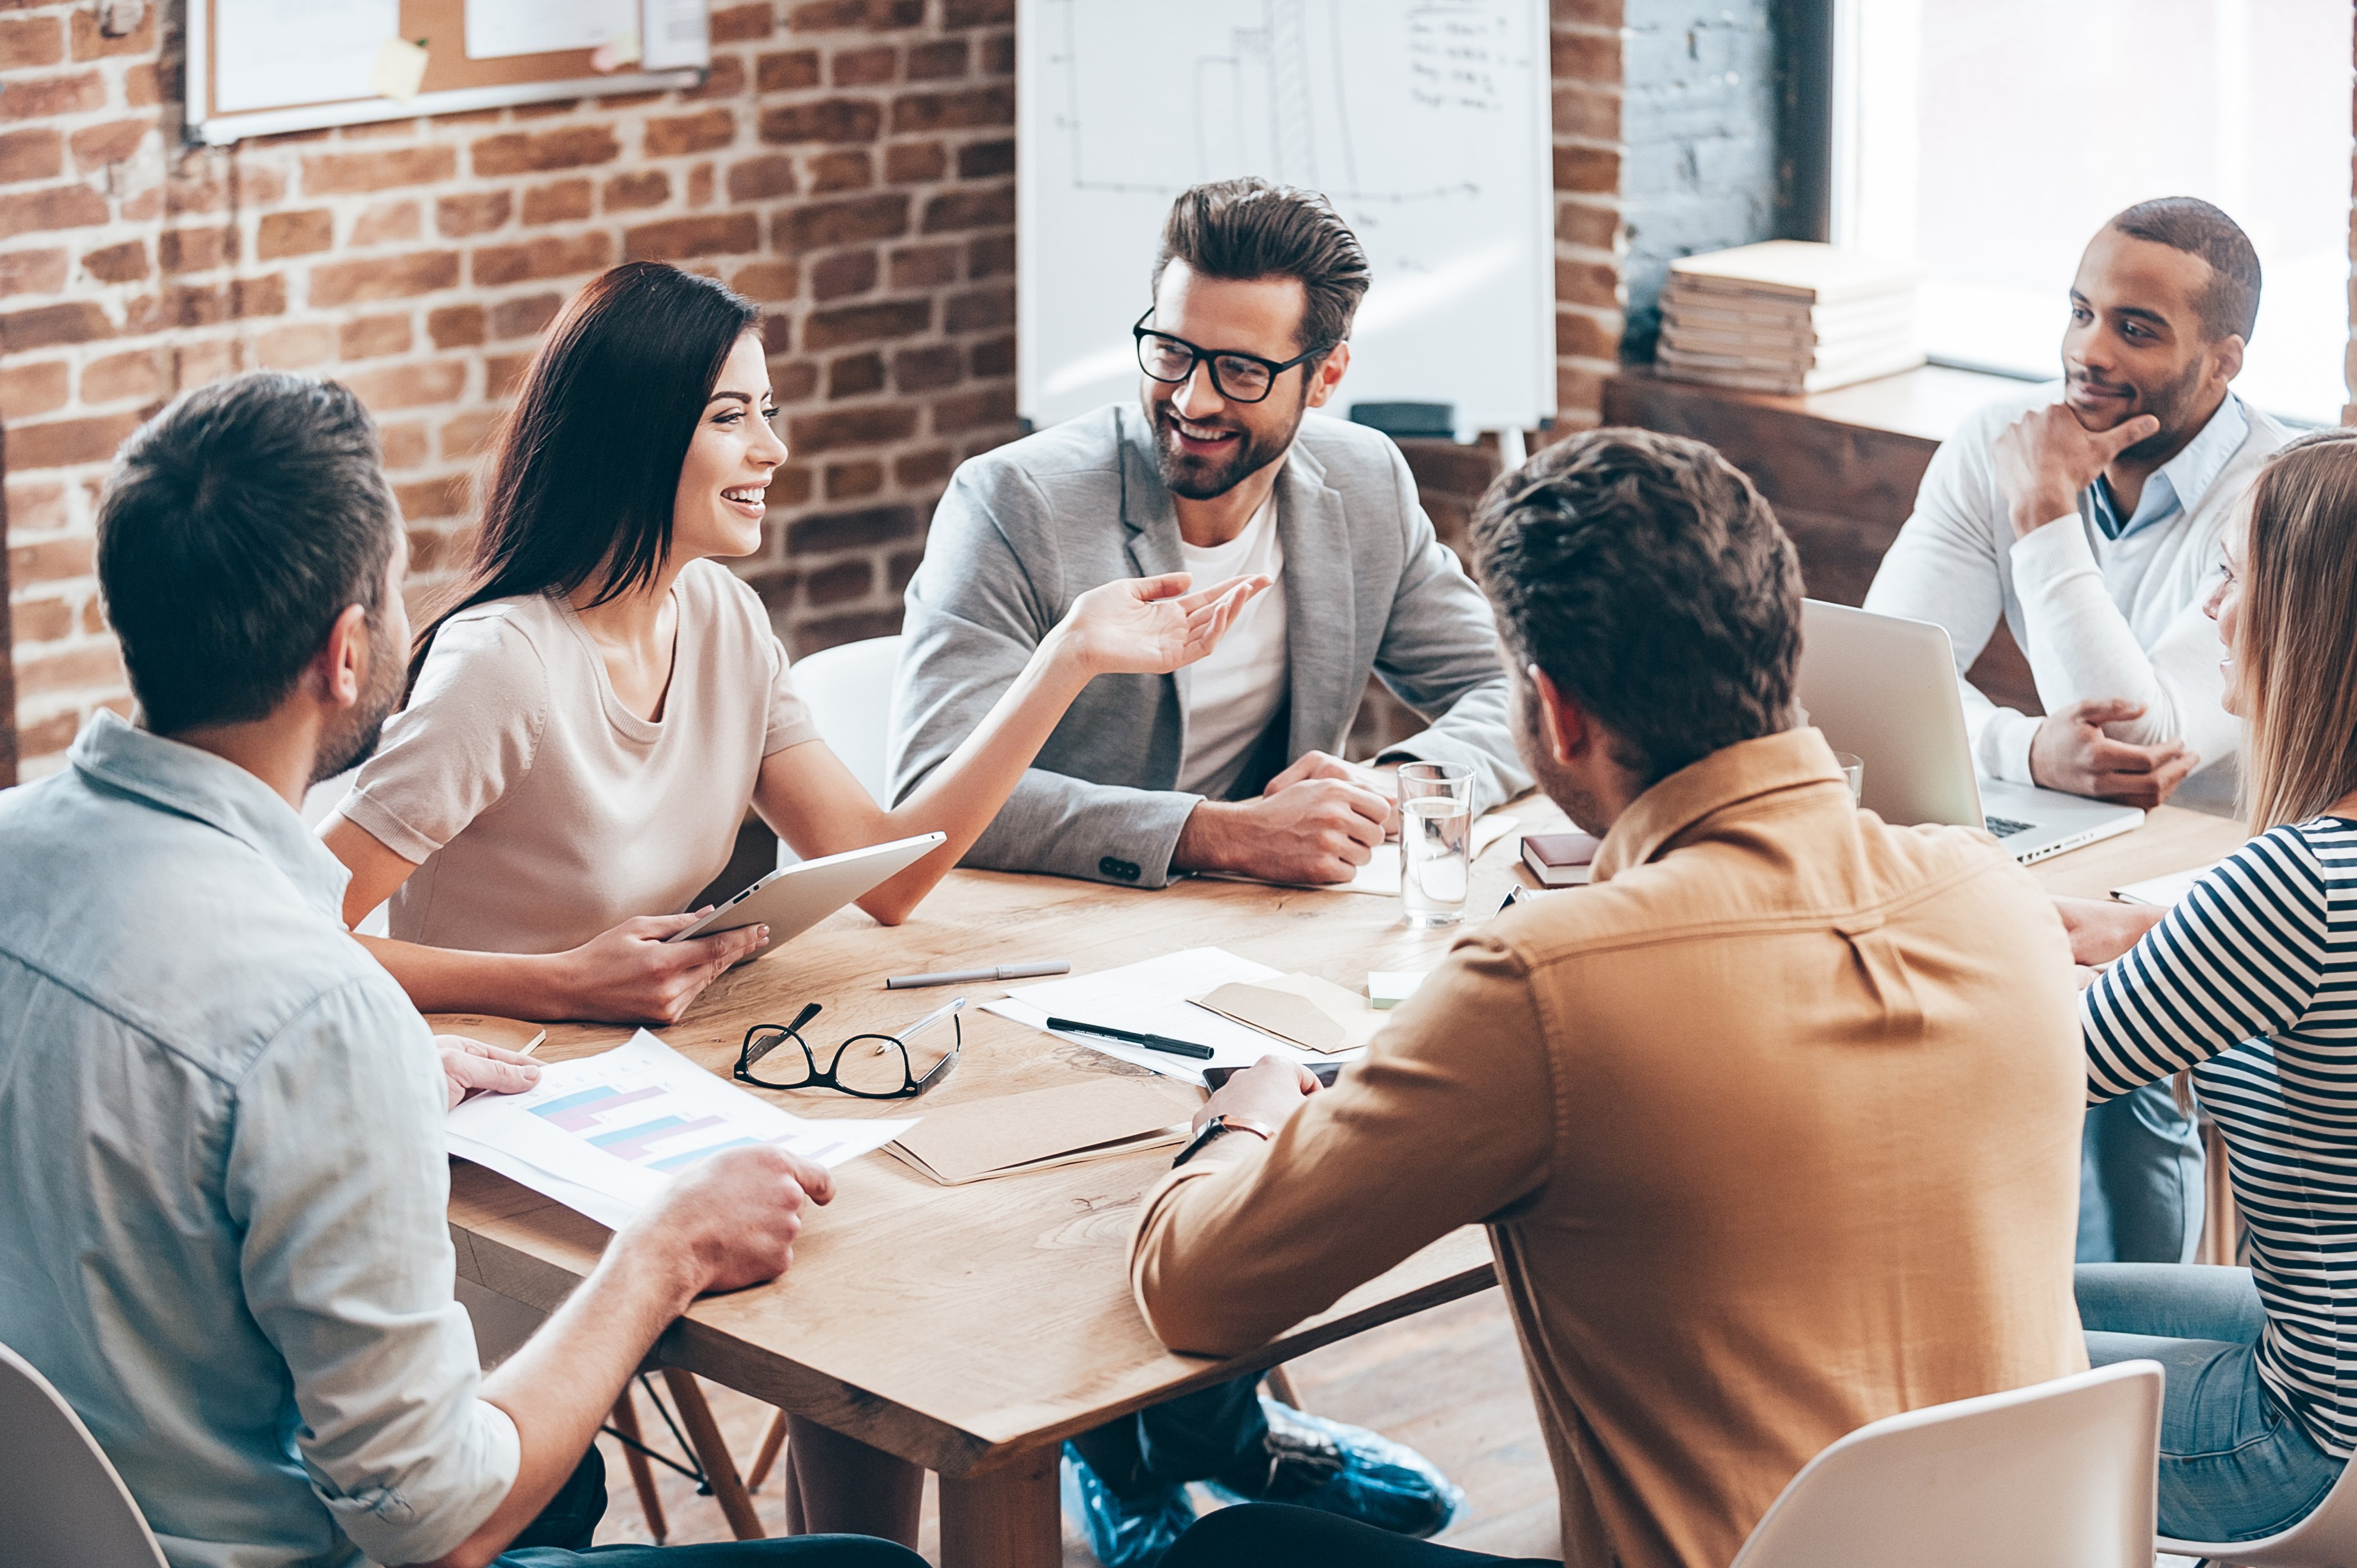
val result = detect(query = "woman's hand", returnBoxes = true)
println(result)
[2053,895,2166,968]
[1052,572,1270,678]
[547,911,771,1024]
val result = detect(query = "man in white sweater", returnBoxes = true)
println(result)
[1866,197,2288,1268]
[1866,197,2286,818]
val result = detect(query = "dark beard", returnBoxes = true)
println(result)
[311,613,405,784]
[1146,394,1303,501]
[2119,353,2211,464]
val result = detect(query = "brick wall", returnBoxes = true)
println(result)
[4,0,1625,781]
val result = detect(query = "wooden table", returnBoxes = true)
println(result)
[447,796,2251,1566]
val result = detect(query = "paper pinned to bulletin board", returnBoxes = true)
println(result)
[188,0,711,147]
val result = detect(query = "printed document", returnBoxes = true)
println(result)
[447,1029,910,1227]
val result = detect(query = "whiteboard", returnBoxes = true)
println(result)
[1017,0,1556,435]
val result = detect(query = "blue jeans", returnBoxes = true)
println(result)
[2078,1263,2344,1541]
[2077,1083,2204,1263]
[494,1446,925,1567]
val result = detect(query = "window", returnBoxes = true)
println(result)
[1832,0,2354,425]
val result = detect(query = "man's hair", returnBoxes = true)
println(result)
[2109,197,2262,343]
[1152,177,1371,356]
[1472,429,1802,787]
[96,372,399,735]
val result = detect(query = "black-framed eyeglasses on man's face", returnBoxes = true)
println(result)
[735,997,964,1099]
[1133,310,1329,405]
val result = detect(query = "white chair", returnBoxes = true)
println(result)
[300,768,388,936]
[777,636,903,870]
[1728,1360,2163,1568]
[0,1340,168,1567]
[2158,1444,2357,1566]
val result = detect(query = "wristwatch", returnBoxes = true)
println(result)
[1172,1112,1275,1168]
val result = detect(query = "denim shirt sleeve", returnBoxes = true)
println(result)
[223,976,521,1565]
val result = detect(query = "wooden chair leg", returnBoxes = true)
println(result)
[661,1369,766,1541]
[608,1385,667,1542]
[1264,1364,1304,1411]
[747,1408,790,1492]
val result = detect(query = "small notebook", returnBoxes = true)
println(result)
[882,1077,1194,1186]
[1191,974,1386,1055]
[425,1014,548,1055]
[1520,832,1602,888]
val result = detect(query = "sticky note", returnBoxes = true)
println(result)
[369,37,429,101]
[1368,971,1428,1010]
[590,29,642,72]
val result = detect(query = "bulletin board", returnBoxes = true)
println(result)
[186,0,711,147]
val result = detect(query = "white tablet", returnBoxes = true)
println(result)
[667,831,946,948]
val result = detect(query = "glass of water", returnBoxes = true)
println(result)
[1398,761,1474,928]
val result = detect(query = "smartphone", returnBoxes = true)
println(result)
[1202,1061,1343,1091]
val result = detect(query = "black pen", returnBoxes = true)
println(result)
[1046,1015,1216,1060]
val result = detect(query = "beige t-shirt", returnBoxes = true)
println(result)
[343,559,820,955]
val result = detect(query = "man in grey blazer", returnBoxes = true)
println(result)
[889,188,1529,894]
[890,179,1488,1564]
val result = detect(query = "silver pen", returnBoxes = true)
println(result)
[884,961,1071,989]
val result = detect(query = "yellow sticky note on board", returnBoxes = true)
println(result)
[370,37,429,101]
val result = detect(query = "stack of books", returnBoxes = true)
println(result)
[1655,241,1922,395]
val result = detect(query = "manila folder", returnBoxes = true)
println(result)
[884,1076,1195,1186]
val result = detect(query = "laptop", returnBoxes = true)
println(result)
[1797,600,2142,864]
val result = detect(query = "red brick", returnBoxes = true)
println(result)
[1551,29,1620,82]
[1556,364,1607,424]
[352,199,421,245]
[379,421,431,468]
[732,261,799,299]
[646,108,735,157]
[169,337,241,391]
[966,231,1013,278]
[5,479,69,533]
[828,352,885,398]
[606,169,672,209]
[1,301,111,352]
[621,213,758,262]
[0,358,66,419]
[0,69,100,121]
[920,185,1012,234]
[428,303,486,349]
[302,146,457,195]
[0,14,61,69]
[884,243,958,291]
[7,411,141,471]
[943,0,1013,23]
[956,138,1013,180]
[1,246,68,293]
[833,45,897,86]
[1553,82,1620,141]
[472,231,614,285]
[811,250,878,300]
[760,99,883,145]
[809,149,872,193]
[894,447,953,487]
[944,284,1012,333]
[1556,199,1618,250]
[308,250,461,306]
[788,0,924,28]
[0,182,109,231]
[907,39,969,80]
[890,84,1011,135]
[16,641,125,699]
[775,193,907,251]
[969,333,1014,377]
[722,155,792,203]
[1553,145,1619,194]
[803,298,929,348]
[892,343,960,391]
[756,49,820,91]
[392,473,471,520]
[771,359,819,403]
[122,61,162,107]
[435,190,512,238]
[805,557,873,598]
[438,407,503,458]
[471,126,621,176]
[158,226,234,274]
[683,54,748,100]
[254,322,336,368]
[790,404,921,453]
[67,117,151,172]
[686,162,716,207]
[338,313,413,359]
[931,385,1014,434]
[0,125,60,184]
[821,463,884,504]
[11,596,73,644]
[758,309,792,352]
[346,358,468,412]
[1555,308,1619,360]
[1555,256,1620,309]
[883,141,945,184]
[522,178,592,225]
[978,28,1013,75]
[69,4,156,59]
[712,3,775,42]
[80,347,161,405]
[258,208,333,257]
[14,711,81,761]
[490,292,563,338]
[8,526,90,585]
[783,502,919,554]
[76,239,144,283]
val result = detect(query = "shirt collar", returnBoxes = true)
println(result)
[1590,728,1851,882]
[68,710,353,921]
[2088,393,2247,541]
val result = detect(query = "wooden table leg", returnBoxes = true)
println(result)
[938,1446,1061,1568]
[660,1368,765,1541]
[608,1384,667,1541]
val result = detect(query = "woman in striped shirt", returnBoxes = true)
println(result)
[2056,427,2357,1542]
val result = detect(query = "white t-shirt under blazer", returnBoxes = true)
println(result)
[1174,492,1288,798]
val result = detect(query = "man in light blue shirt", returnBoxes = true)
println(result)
[0,373,919,1568]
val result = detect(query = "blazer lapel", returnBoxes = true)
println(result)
[1275,439,1357,758]
[1116,405,1193,757]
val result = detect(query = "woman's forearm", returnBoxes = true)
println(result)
[354,933,563,1018]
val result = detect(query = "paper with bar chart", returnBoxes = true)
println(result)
[446,1030,913,1227]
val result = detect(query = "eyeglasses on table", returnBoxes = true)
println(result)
[735,996,965,1099]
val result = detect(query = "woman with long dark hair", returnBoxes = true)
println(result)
[2056,429,2357,1543]
[322,262,1260,1025]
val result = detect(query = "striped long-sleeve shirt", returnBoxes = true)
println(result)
[2083,815,2357,1456]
